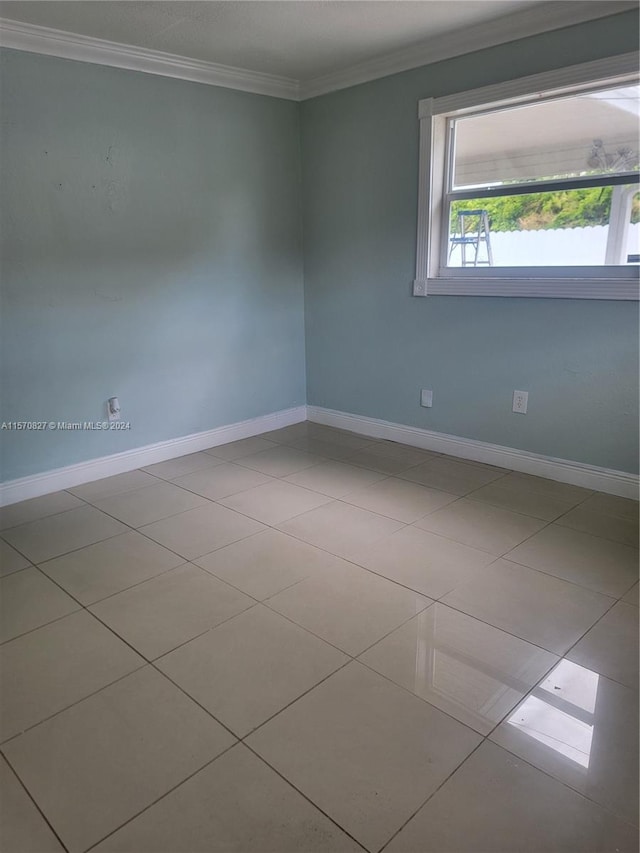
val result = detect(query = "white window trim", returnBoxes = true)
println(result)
[413,52,640,300]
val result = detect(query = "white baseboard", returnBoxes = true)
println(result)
[307,406,639,500]
[0,406,306,507]
[3,403,637,505]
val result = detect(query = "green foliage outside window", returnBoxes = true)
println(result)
[451,188,640,232]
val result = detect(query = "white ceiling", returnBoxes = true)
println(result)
[0,1,635,98]
[0,0,591,81]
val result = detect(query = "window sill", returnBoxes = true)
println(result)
[413,278,640,300]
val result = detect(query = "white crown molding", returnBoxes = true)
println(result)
[299,0,638,99]
[1,2,636,101]
[0,17,301,100]
[0,405,306,506]
[307,406,640,499]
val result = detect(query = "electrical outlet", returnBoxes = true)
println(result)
[107,397,121,422]
[512,390,528,414]
[420,389,433,408]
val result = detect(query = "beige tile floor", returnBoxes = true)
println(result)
[0,420,638,853]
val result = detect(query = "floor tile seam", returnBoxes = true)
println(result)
[231,453,333,477]
[140,460,224,481]
[200,439,280,459]
[13,524,194,611]
[251,513,484,606]
[81,493,272,563]
[267,509,413,554]
[354,450,513,476]
[133,518,261,563]
[559,594,639,687]
[278,436,380,455]
[555,488,639,520]
[5,625,241,806]
[405,511,554,558]
[351,651,521,739]
[352,602,563,720]
[480,733,640,830]
[0,600,84,647]
[0,660,149,749]
[1,749,71,853]
[553,516,640,548]
[0,563,32,579]
[81,740,240,853]
[88,590,263,665]
[5,462,630,626]
[9,502,171,564]
[2,523,133,567]
[0,494,92,537]
[430,596,593,659]
[257,596,368,658]
[338,454,437,477]
[214,487,338,522]
[208,485,411,528]
[463,477,592,508]
[14,561,166,655]
[345,445,446,463]
[394,468,510,496]
[3,560,260,681]
[277,473,395,501]
[377,735,638,853]
[47,504,618,675]
[72,468,183,505]
[198,563,328,609]
[337,487,463,524]
[494,632,640,724]
[0,536,37,567]
[82,489,217,530]
[164,470,283,501]
[339,548,503,602]
[233,657,355,742]
[0,454,613,562]
[498,551,636,600]
[376,737,489,853]
[0,453,583,540]
[463,491,574,522]
[97,554,260,618]
[238,740,371,853]
[452,492,572,524]
[547,514,640,548]
[262,580,435,661]
[134,653,380,849]
[146,657,244,742]
[419,460,514,482]
[41,557,192,609]
[3,577,254,749]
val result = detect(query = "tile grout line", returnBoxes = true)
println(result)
[2,454,634,658]
[2,436,635,659]
[2,427,638,849]
[238,740,371,853]
[377,736,489,853]
[1,750,71,853]
[80,740,240,853]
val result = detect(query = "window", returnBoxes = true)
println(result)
[414,53,640,299]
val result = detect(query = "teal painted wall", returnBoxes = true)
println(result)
[2,11,639,484]
[301,11,640,474]
[1,49,306,481]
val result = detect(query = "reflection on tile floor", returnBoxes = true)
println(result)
[0,422,638,852]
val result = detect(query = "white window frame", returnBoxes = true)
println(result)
[413,52,640,300]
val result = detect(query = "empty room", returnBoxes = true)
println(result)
[0,1,638,851]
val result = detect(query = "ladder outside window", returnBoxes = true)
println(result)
[448,209,494,267]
